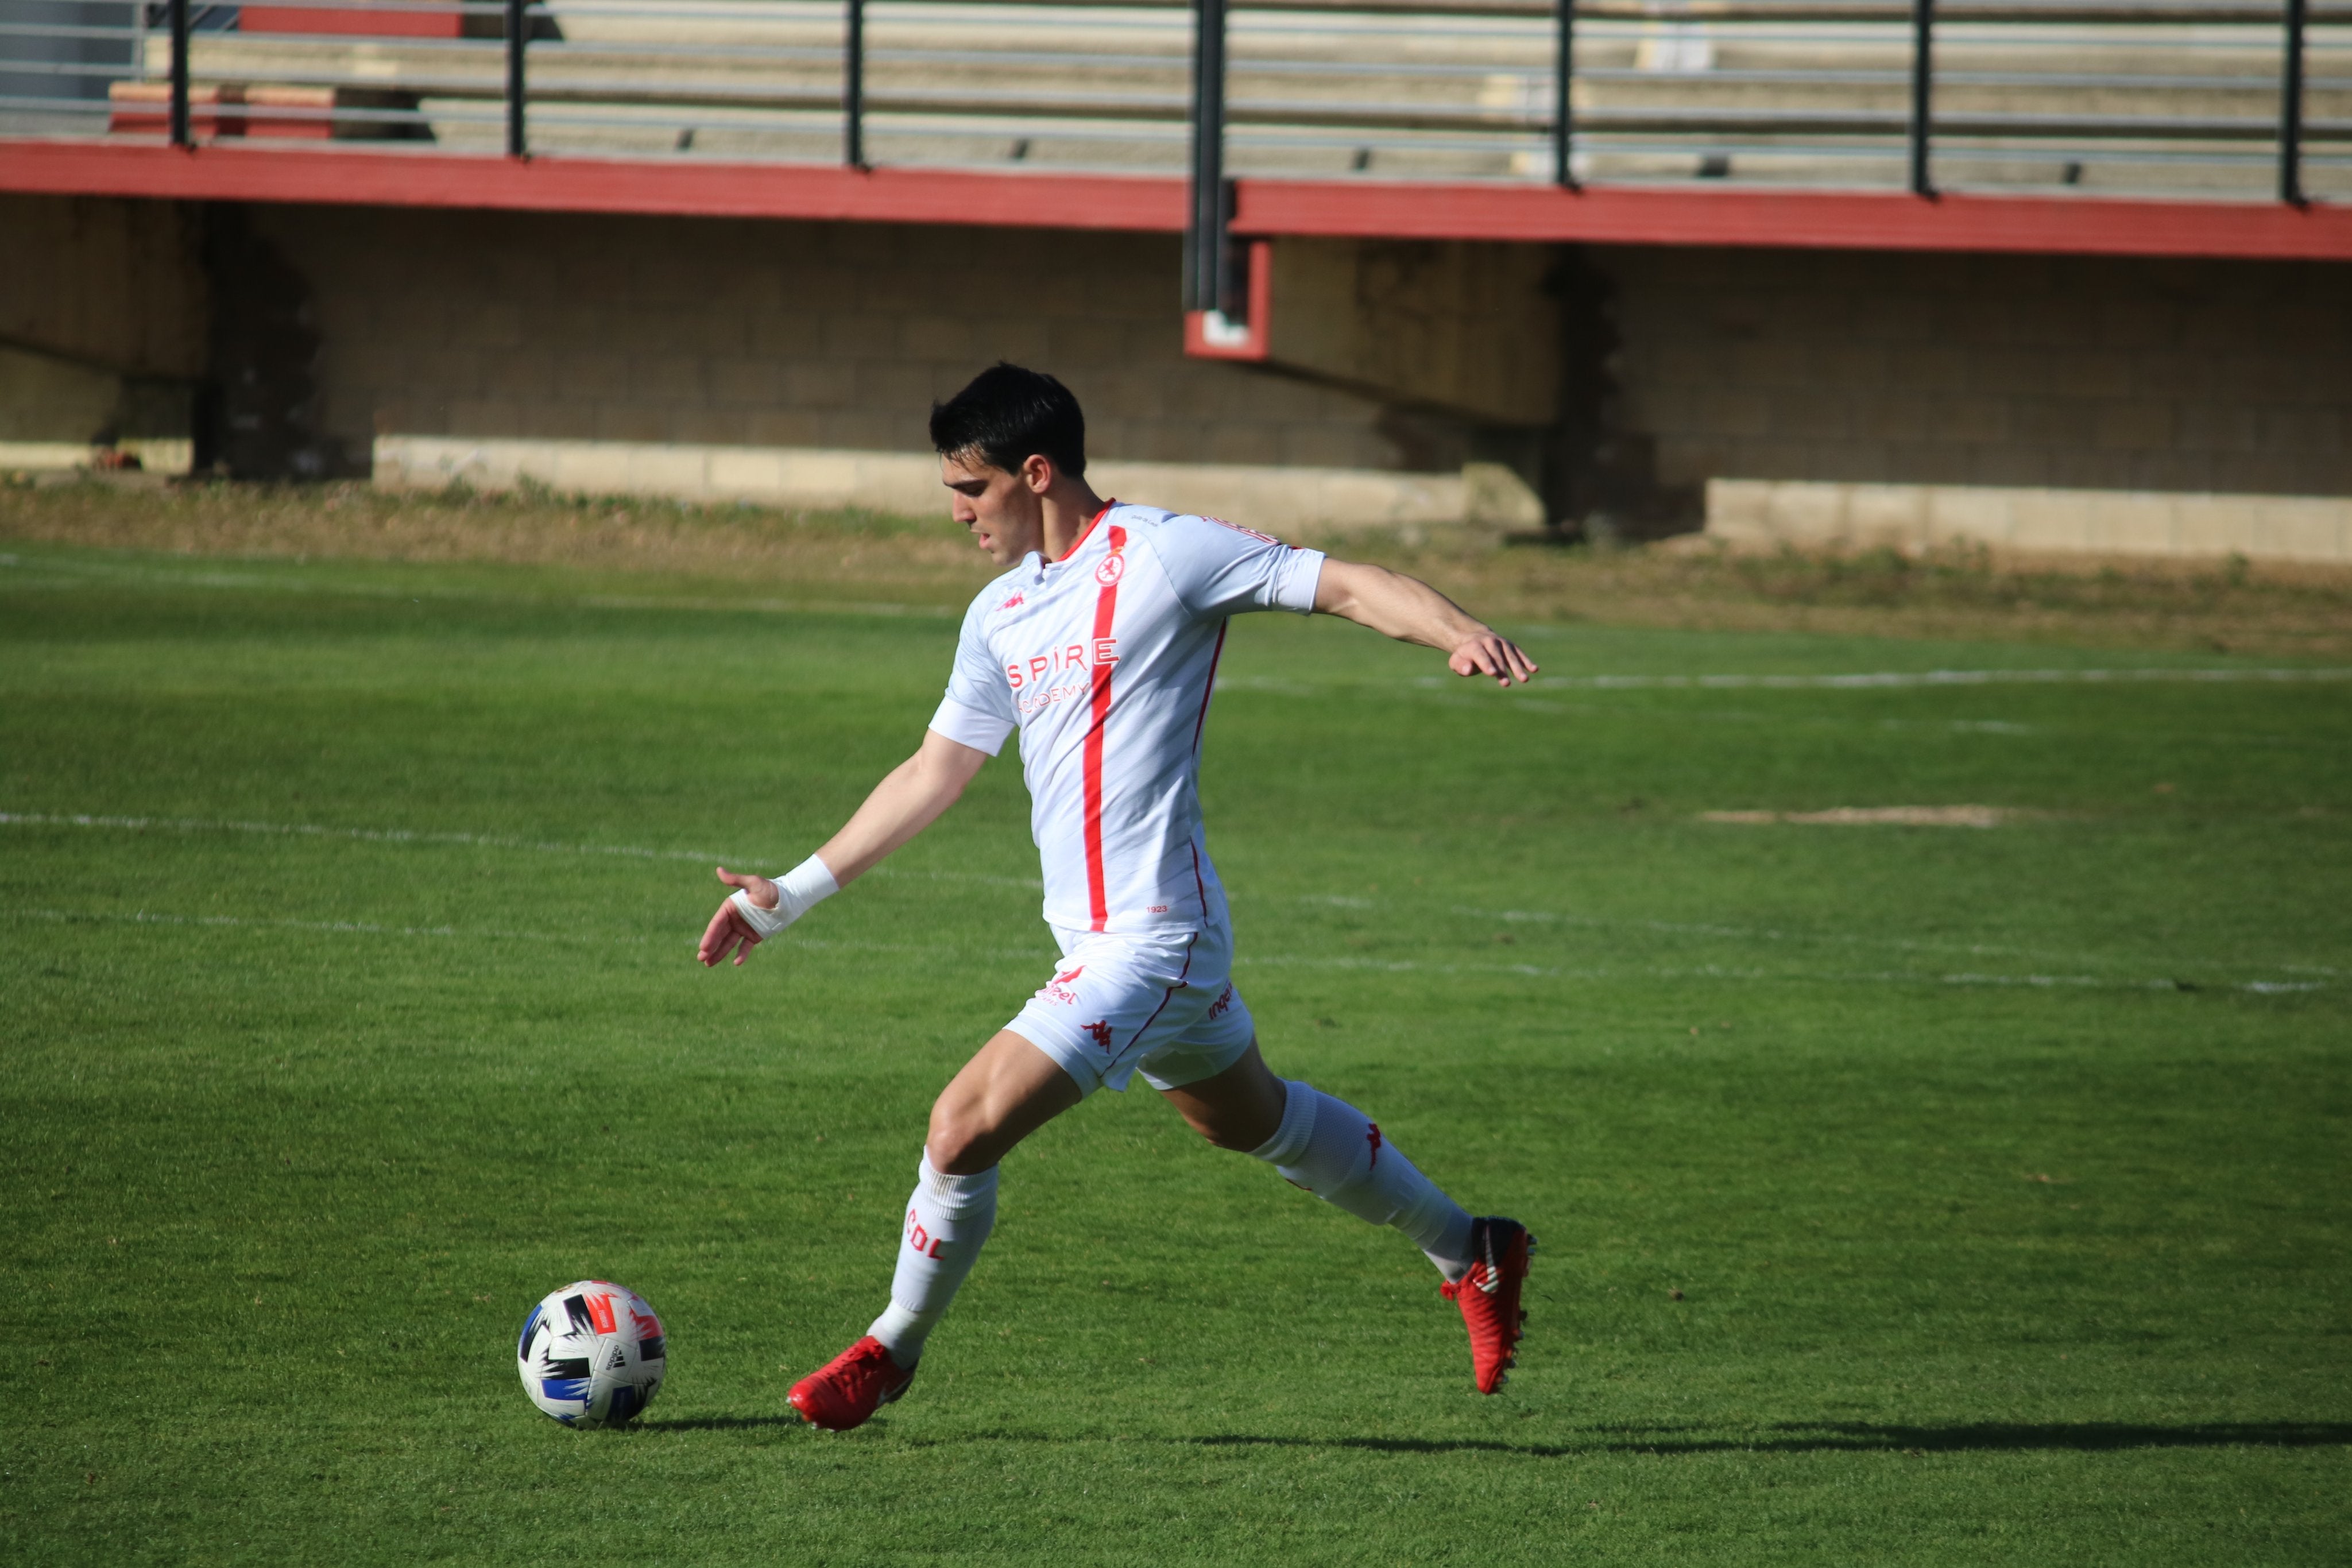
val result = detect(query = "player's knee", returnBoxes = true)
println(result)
[926,1097,990,1173]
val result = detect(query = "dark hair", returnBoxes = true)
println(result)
[929,363,1087,479]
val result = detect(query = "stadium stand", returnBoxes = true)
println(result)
[1,2,2347,557]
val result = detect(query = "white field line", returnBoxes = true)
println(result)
[10,809,2328,979]
[0,552,956,620]
[1233,951,2321,994]
[0,811,1041,891]
[0,906,1001,959]
[8,907,2320,995]
[1218,667,2352,698]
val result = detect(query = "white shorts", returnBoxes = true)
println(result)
[1006,921,1257,1098]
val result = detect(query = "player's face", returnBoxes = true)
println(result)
[942,452,1045,567]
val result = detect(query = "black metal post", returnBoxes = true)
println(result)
[1186,0,1230,314]
[1553,0,1575,188]
[505,0,527,157]
[845,0,865,168]
[2280,0,2307,204]
[1908,0,1934,196]
[167,0,191,147]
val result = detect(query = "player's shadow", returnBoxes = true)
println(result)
[1190,1420,2352,1458]
[645,1414,814,1432]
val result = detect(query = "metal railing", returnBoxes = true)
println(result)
[2,2,2345,246]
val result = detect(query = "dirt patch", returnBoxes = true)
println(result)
[1700,806,2022,828]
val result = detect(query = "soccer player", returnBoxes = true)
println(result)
[699,364,1539,1431]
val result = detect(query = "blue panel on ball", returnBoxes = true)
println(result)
[541,1377,594,1403]
[516,1302,544,1358]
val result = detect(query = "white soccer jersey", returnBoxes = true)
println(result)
[929,502,1325,936]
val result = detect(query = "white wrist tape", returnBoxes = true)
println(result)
[729,854,840,938]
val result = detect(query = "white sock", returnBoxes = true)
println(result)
[865,1154,998,1366]
[1250,1080,1477,1281]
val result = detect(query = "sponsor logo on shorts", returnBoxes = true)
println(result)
[1083,1020,1115,1051]
[1206,984,1235,1020]
[1365,1122,1383,1168]
[1039,965,1085,1006]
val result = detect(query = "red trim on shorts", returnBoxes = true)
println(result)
[1057,500,1117,563]
[1125,933,1198,1052]
[1081,522,1127,931]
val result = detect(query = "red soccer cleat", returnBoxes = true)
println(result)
[1441,1216,1534,1393]
[787,1335,917,1431]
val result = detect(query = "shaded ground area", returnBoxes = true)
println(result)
[7,474,2352,657]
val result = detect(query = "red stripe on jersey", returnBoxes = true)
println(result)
[1081,522,1127,931]
[1191,619,1229,754]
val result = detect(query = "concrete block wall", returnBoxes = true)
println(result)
[1593,244,2350,504]
[249,206,1451,523]
[6,192,2347,560]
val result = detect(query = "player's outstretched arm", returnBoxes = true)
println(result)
[1312,558,1539,687]
[697,728,991,968]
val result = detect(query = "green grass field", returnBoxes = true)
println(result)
[4,539,2347,1565]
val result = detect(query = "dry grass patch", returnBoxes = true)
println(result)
[7,475,2352,657]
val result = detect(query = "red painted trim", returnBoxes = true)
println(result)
[240,5,464,36]
[0,140,1189,232]
[1081,522,1128,934]
[1181,239,1274,361]
[1057,500,1117,564]
[1231,179,2352,262]
[2,140,2342,259]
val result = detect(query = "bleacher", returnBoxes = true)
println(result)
[1,0,2343,202]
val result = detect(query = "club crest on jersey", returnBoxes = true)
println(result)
[1094,554,1125,586]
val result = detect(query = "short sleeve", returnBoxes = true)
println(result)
[929,591,1018,755]
[1146,512,1326,621]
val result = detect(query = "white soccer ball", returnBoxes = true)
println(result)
[516,1279,668,1428]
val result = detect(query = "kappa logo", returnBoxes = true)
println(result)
[1083,1020,1115,1051]
[1094,553,1125,587]
[1365,1122,1383,1168]
[997,591,1026,612]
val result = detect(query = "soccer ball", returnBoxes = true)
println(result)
[516,1279,667,1428]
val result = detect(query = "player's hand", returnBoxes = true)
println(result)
[698,866,779,969]
[1449,631,1539,687]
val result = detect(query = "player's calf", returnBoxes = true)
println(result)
[1247,1079,1478,1278]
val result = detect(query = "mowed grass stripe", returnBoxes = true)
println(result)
[2,555,2345,1566]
